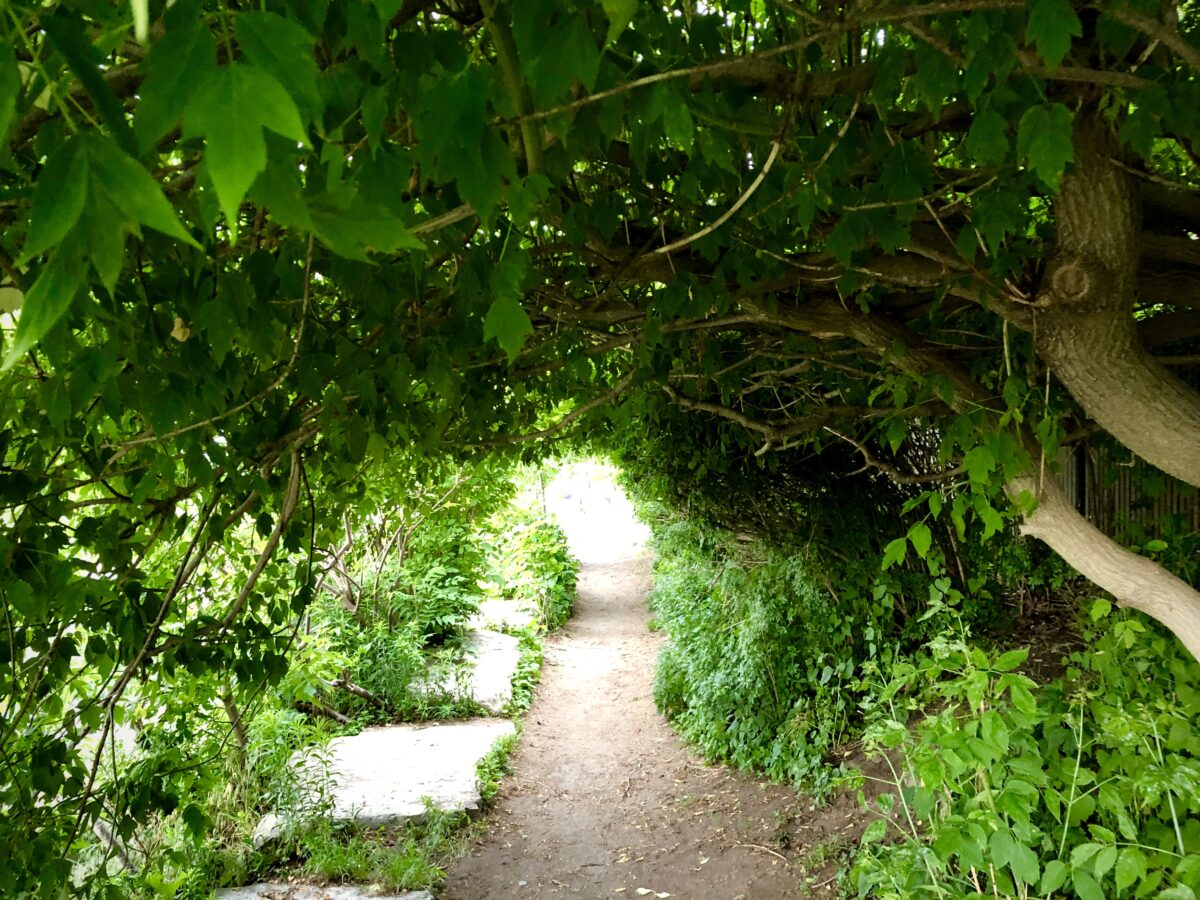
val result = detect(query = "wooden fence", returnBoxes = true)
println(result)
[1058,444,1200,536]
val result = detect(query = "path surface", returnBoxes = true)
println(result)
[444,555,858,899]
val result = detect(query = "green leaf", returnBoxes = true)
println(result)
[907,523,932,559]
[527,17,601,104]
[1008,680,1037,715]
[881,537,907,570]
[1091,845,1117,881]
[134,19,218,150]
[860,819,888,844]
[484,253,532,361]
[602,0,637,44]
[994,648,1028,671]
[483,293,532,362]
[1071,842,1103,871]
[966,107,1009,165]
[84,136,200,248]
[963,445,996,484]
[964,668,989,708]
[1090,598,1112,621]
[1071,870,1105,900]
[234,12,322,117]
[308,190,425,259]
[3,243,88,369]
[42,9,138,155]
[0,41,18,145]
[1010,840,1040,886]
[183,63,309,239]
[20,139,90,264]
[663,99,694,153]
[1041,860,1069,894]
[1017,103,1075,190]
[1026,0,1082,67]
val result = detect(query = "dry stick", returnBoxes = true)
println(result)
[295,701,351,725]
[326,678,387,709]
[823,426,966,484]
[1108,6,1200,74]
[220,448,303,629]
[650,141,782,257]
[734,842,792,865]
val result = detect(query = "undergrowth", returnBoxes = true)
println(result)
[618,422,1200,898]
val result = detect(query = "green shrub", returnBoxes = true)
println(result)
[852,604,1200,899]
[647,517,888,795]
[490,517,578,630]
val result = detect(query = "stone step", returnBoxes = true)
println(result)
[254,718,515,846]
[410,628,521,714]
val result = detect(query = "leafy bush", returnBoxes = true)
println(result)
[852,604,1200,899]
[647,516,889,795]
[490,517,579,631]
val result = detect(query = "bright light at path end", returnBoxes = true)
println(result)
[545,461,650,563]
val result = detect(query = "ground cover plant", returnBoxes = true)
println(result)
[2,0,1200,895]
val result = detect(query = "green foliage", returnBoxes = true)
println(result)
[0,0,1197,893]
[490,517,579,630]
[645,514,890,795]
[293,804,471,894]
[852,608,1200,899]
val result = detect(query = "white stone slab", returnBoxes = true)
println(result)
[411,629,521,714]
[469,597,538,631]
[216,885,431,899]
[254,719,515,844]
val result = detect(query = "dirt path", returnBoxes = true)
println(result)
[443,554,860,899]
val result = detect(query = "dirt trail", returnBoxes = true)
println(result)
[443,554,860,899]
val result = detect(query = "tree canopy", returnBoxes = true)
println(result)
[1,0,1200,892]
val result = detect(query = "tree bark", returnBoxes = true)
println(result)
[1035,113,1200,487]
[1015,476,1200,660]
[745,293,1200,661]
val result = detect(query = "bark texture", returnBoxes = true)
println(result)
[747,293,1200,661]
[1035,114,1200,487]
[1016,476,1200,661]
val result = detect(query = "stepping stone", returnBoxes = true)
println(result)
[216,885,432,899]
[411,629,521,714]
[254,719,515,846]
[469,597,538,631]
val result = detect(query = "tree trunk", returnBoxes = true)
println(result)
[1035,113,1200,487]
[1014,476,1200,660]
[750,294,1200,661]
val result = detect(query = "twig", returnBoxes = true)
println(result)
[735,842,792,865]
[651,141,781,256]
[823,427,965,484]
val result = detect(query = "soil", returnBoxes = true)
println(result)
[442,554,874,900]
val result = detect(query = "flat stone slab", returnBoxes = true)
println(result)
[412,629,521,714]
[469,597,538,631]
[254,719,515,845]
[216,885,431,899]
